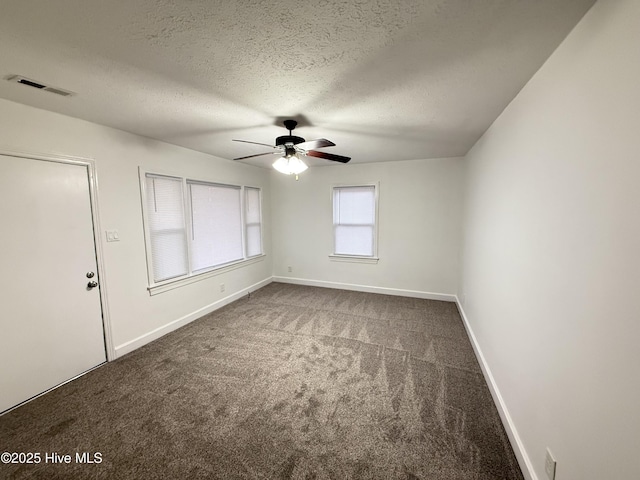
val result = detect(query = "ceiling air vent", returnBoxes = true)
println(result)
[5,74,75,97]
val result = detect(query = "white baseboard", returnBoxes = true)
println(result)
[454,297,537,480]
[272,276,456,302]
[114,277,273,358]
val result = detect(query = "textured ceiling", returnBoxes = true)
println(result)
[0,0,595,167]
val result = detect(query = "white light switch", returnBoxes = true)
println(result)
[106,230,120,242]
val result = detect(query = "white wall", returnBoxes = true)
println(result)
[271,158,464,298]
[0,98,272,357]
[459,0,640,478]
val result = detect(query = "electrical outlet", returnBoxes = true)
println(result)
[287,266,292,273]
[105,230,120,242]
[545,448,556,480]
[220,284,225,293]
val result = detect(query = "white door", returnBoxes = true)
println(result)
[0,154,107,413]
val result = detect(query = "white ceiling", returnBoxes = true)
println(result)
[0,0,595,168]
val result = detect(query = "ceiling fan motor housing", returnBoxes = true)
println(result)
[275,135,305,146]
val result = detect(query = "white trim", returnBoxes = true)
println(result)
[454,296,536,480]
[86,160,116,361]
[148,254,266,295]
[115,277,273,358]
[0,147,116,362]
[329,254,379,264]
[272,276,456,302]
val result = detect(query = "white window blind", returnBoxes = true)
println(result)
[333,185,376,257]
[145,175,189,282]
[189,182,244,271]
[245,187,262,257]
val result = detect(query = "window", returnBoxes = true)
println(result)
[145,175,189,282]
[244,187,263,258]
[332,184,378,259]
[189,182,243,271]
[142,171,263,290]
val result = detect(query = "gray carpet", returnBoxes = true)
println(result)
[0,282,523,479]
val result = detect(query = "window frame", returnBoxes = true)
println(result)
[143,173,190,282]
[329,182,379,264]
[244,186,264,259]
[139,168,265,295]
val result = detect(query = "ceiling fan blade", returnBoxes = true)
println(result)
[296,138,336,150]
[232,139,276,148]
[306,150,351,163]
[233,152,280,161]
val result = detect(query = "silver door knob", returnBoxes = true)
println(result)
[86,272,95,278]
[87,281,98,289]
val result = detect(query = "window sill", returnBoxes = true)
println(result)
[329,254,379,264]
[148,254,265,296]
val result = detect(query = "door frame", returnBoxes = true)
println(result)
[0,147,115,361]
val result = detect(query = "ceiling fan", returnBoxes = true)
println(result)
[233,120,351,176]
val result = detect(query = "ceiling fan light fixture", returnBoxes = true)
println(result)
[273,155,308,175]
